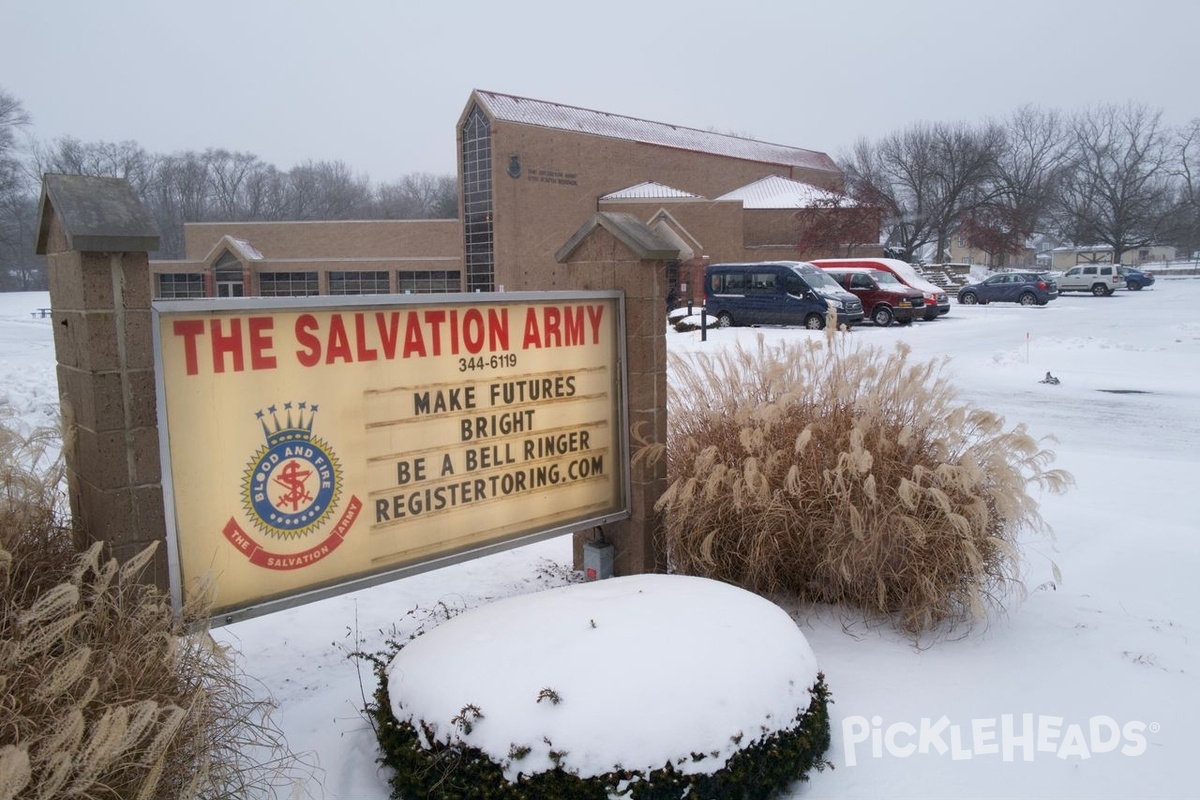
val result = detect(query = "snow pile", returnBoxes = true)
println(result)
[386,574,822,781]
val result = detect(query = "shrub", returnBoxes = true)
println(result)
[357,633,831,800]
[0,420,314,799]
[655,330,1072,635]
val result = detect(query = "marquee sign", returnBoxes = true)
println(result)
[153,292,629,621]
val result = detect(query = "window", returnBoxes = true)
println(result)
[748,272,777,294]
[460,104,494,292]
[329,271,390,295]
[397,270,462,294]
[259,272,319,296]
[157,273,204,299]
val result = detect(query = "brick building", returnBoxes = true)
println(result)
[151,89,875,303]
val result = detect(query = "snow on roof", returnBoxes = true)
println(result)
[228,236,264,261]
[715,175,852,209]
[475,90,840,174]
[600,181,702,200]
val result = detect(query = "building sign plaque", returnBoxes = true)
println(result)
[153,292,629,621]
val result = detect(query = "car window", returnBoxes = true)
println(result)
[785,273,807,296]
[851,274,873,289]
[1100,267,1113,276]
[1066,268,1081,277]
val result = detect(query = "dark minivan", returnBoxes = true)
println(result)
[704,261,864,329]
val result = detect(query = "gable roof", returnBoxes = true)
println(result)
[555,212,680,263]
[474,90,840,175]
[716,175,853,209]
[600,181,702,201]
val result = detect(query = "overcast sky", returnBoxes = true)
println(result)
[3,0,1196,182]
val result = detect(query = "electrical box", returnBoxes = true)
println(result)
[583,540,614,581]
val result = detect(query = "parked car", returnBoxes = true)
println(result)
[957,272,1059,306]
[1056,264,1124,296]
[1117,265,1155,291]
[811,258,949,320]
[704,261,865,329]
[821,267,926,326]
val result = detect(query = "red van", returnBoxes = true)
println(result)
[820,267,927,326]
[811,258,949,320]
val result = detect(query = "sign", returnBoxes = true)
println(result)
[153,292,629,621]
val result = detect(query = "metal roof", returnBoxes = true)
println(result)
[475,90,840,174]
[716,175,853,209]
[600,181,702,200]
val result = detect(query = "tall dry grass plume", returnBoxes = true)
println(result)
[0,414,317,800]
[655,325,1072,635]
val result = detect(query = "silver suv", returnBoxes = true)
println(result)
[1056,264,1125,296]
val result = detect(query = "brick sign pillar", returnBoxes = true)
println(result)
[551,212,675,575]
[35,175,167,587]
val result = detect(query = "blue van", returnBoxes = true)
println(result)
[704,261,864,329]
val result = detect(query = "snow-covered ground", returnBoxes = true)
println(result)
[2,280,1198,799]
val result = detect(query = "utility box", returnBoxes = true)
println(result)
[583,540,614,581]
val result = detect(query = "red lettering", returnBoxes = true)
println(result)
[403,313,426,357]
[173,319,205,376]
[543,307,562,347]
[354,313,378,362]
[563,306,585,346]
[522,308,542,349]
[423,309,446,355]
[587,304,604,344]
[248,316,276,370]
[210,318,244,373]
[325,314,352,364]
[463,309,485,354]
[295,314,321,367]
[377,312,400,358]
[488,308,509,351]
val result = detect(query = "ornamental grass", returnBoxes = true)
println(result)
[0,415,315,799]
[655,324,1072,635]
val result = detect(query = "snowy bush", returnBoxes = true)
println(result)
[654,329,1072,635]
[358,576,832,799]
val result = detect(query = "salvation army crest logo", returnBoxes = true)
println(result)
[222,401,362,571]
[242,402,342,539]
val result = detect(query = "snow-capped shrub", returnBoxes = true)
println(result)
[654,329,1072,635]
[358,576,832,799]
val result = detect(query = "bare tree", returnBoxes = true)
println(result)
[375,172,458,219]
[1163,118,1200,259]
[964,106,1072,266]
[1053,103,1175,262]
[795,196,882,258]
[284,160,372,220]
[842,121,999,263]
[0,89,38,289]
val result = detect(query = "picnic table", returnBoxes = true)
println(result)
[31,308,51,318]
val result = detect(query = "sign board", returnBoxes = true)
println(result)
[153,292,629,622]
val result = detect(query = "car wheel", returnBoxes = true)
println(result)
[1019,292,1037,306]
[959,292,978,305]
[1091,283,1110,297]
[716,311,733,328]
[1128,282,1143,291]
[871,305,894,326]
[804,313,825,330]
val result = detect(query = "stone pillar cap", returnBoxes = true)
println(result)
[36,174,160,254]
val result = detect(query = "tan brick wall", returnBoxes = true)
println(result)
[183,219,461,260]
[489,121,841,286]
